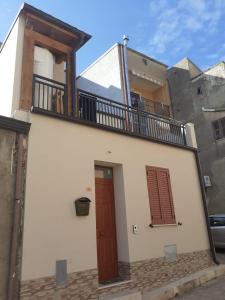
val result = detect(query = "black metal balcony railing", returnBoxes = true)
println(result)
[33,74,67,114]
[141,98,170,117]
[32,75,187,146]
[78,90,186,146]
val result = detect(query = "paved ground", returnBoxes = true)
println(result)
[175,275,225,300]
[175,250,225,300]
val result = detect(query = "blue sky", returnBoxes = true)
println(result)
[1,0,225,74]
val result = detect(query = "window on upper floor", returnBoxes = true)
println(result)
[146,166,176,225]
[212,118,225,140]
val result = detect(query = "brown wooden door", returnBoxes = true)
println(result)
[95,173,118,282]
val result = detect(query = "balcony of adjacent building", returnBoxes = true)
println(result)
[127,47,172,118]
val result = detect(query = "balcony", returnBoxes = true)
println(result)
[32,74,187,147]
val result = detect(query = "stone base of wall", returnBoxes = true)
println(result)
[20,249,214,300]
[20,269,98,300]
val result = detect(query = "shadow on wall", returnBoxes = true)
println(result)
[76,76,124,103]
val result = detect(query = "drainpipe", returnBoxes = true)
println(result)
[194,150,219,265]
[8,134,26,300]
[71,51,76,115]
[122,35,131,107]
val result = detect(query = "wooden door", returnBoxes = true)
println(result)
[95,167,118,282]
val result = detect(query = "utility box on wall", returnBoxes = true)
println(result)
[74,198,91,216]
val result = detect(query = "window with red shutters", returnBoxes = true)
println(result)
[146,166,176,225]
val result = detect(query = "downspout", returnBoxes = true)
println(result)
[122,35,131,107]
[194,150,219,265]
[119,44,128,105]
[166,78,174,118]
[8,134,27,300]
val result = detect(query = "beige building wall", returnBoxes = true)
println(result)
[77,44,123,102]
[53,61,65,83]
[131,83,170,106]
[0,16,25,117]
[127,49,168,82]
[11,16,25,115]
[173,58,202,79]
[128,49,171,109]
[21,113,209,281]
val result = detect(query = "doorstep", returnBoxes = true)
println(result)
[142,265,225,300]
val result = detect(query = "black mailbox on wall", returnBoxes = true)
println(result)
[74,197,91,216]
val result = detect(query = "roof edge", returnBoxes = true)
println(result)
[126,46,168,68]
[0,115,30,134]
[21,3,91,46]
[78,43,119,77]
[0,2,91,54]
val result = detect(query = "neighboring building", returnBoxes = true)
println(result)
[168,58,225,214]
[0,116,30,300]
[77,43,172,118]
[0,4,216,300]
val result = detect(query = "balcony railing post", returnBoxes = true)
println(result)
[137,107,141,134]
[64,86,68,115]
[182,124,186,145]
[32,75,35,107]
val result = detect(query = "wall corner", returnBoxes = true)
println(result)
[185,123,198,148]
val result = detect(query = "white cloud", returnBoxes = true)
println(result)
[147,0,225,56]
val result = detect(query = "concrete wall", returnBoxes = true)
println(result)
[205,62,225,78]
[77,44,123,102]
[0,16,25,117]
[127,49,172,114]
[11,17,25,116]
[131,82,171,106]
[173,58,201,79]
[0,129,16,300]
[21,113,209,281]
[168,61,225,213]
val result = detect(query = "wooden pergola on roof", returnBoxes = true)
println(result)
[18,3,91,112]
[20,3,91,52]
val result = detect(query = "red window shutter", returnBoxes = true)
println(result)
[146,167,163,225]
[157,169,176,224]
[146,166,176,225]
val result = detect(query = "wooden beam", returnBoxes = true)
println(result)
[66,53,72,114]
[20,30,34,110]
[26,28,72,54]
[20,28,74,112]
[25,13,79,40]
[74,52,78,117]
[71,52,76,115]
[55,53,66,64]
